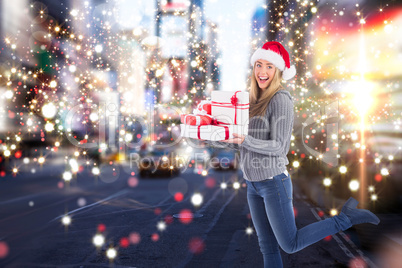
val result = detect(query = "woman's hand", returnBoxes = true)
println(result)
[220,133,245,144]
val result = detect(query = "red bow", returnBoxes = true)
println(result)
[230,95,238,106]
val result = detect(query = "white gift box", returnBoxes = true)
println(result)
[211,91,249,126]
[180,123,249,141]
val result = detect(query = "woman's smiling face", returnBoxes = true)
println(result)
[254,60,276,91]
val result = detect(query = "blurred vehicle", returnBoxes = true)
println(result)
[188,148,211,169]
[211,150,238,170]
[139,149,180,178]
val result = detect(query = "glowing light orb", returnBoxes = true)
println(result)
[4,150,10,157]
[151,233,159,242]
[174,192,184,202]
[155,69,164,77]
[133,28,142,36]
[380,168,389,176]
[220,182,227,189]
[205,177,216,188]
[125,133,133,142]
[38,157,45,164]
[69,159,79,173]
[42,103,57,118]
[384,24,393,34]
[157,221,167,231]
[0,241,9,258]
[77,198,86,206]
[90,113,98,121]
[233,182,240,189]
[95,45,103,53]
[106,248,117,259]
[12,168,18,173]
[63,171,72,181]
[330,209,338,216]
[368,186,375,192]
[191,193,203,206]
[371,194,378,201]
[246,227,254,235]
[69,65,77,72]
[349,180,360,191]
[97,224,106,232]
[323,178,332,187]
[23,157,30,164]
[5,90,13,99]
[339,166,347,174]
[93,234,105,247]
[62,215,71,225]
[92,167,100,175]
[201,170,207,176]
[292,161,300,168]
[127,177,139,187]
[129,232,141,244]
[119,237,130,248]
[188,237,205,255]
[45,122,54,132]
[49,80,57,88]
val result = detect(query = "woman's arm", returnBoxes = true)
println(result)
[240,92,294,156]
[203,140,240,150]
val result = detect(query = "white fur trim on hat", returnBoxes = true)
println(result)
[250,48,286,70]
[282,65,296,80]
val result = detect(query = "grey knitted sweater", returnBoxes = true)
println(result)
[206,90,294,182]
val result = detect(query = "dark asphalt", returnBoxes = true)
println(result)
[0,161,382,267]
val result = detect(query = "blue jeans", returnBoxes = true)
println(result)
[245,171,352,268]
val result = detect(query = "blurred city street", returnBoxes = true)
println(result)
[1,159,397,268]
[1,0,402,267]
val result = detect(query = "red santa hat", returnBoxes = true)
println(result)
[250,41,296,80]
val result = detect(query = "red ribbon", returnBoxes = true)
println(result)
[211,91,249,125]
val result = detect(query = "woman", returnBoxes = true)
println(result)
[207,41,380,267]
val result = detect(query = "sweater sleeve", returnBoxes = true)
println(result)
[203,140,240,150]
[239,92,294,156]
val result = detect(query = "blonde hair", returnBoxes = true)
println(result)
[249,65,284,118]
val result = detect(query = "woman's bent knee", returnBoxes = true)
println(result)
[278,240,298,254]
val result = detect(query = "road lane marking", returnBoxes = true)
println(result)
[49,189,130,222]
[309,207,355,259]
[196,188,222,214]
[310,207,378,268]
[0,192,49,205]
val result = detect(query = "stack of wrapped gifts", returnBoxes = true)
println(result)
[180,91,249,141]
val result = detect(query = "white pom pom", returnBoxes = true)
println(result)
[282,65,296,80]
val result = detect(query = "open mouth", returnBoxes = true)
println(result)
[259,76,269,83]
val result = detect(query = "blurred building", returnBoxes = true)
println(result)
[204,20,221,97]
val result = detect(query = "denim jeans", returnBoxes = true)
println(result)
[245,171,352,268]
